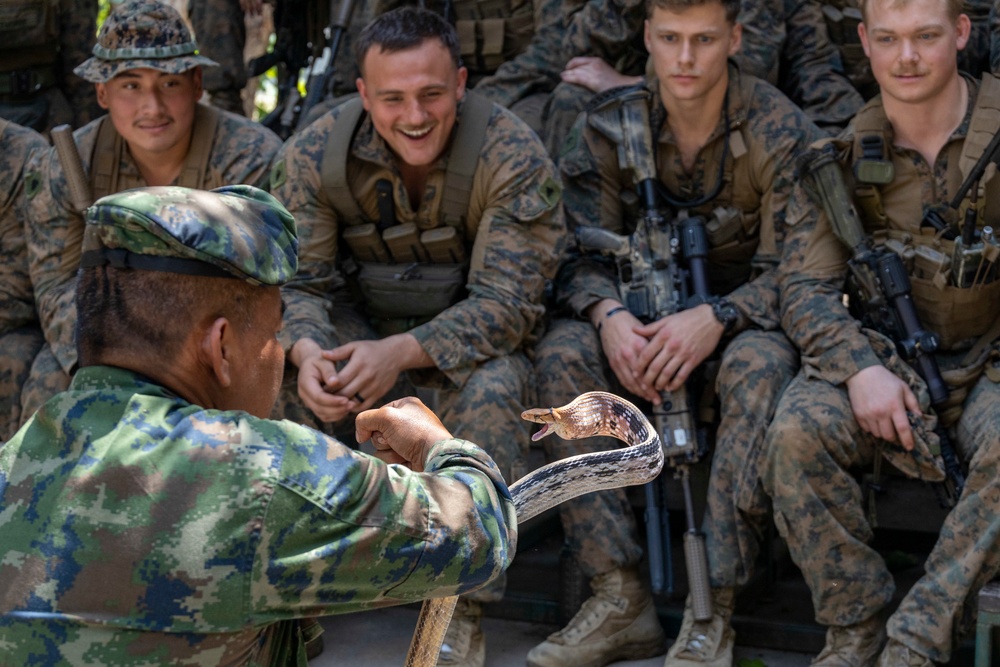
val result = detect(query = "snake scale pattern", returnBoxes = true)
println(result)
[403,391,665,667]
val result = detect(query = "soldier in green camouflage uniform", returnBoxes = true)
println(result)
[0,184,517,666]
[528,1,822,666]
[737,0,864,132]
[763,0,1000,663]
[0,119,48,441]
[0,0,101,133]
[21,0,281,429]
[268,8,562,666]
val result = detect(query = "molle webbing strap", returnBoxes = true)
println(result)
[441,91,492,230]
[320,92,492,232]
[177,104,219,188]
[959,73,1000,223]
[91,115,121,200]
[850,104,892,227]
[319,95,366,226]
[91,104,221,199]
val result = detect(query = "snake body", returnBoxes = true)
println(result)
[403,391,664,666]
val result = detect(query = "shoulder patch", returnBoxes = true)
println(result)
[270,159,287,191]
[539,176,561,208]
[24,170,41,199]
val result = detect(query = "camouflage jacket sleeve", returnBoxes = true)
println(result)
[554,111,626,318]
[778,180,882,384]
[206,112,284,191]
[0,122,48,335]
[269,110,347,352]
[408,106,566,387]
[0,366,516,630]
[777,0,863,130]
[474,0,647,107]
[716,77,825,334]
[257,425,517,613]
[24,130,89,375]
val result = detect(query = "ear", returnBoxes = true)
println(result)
[859,21,871,59]
[729,22,743,56]
[96,83,110,109]
[357,77,371,111]
[644,19,652,54]
[200,316,233,388]
[190,66,204,97]
[456,66,468,100]
[955,13,972,50]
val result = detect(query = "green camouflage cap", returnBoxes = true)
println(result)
[81,185,299,286]
[74,0,218,83]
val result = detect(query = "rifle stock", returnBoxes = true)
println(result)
[50,125,93,214]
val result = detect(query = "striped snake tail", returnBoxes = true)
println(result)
[404,391,664,666]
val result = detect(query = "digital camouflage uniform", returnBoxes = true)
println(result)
[0,184,517,666]
[0,119,48,441]
[21,0,282,427]
[539,64,822,596]
[766,76,1000,662]
[269,93,564,523]
[736,0,864,132]
[0,0,100,133]
[187,0,249,114]
[472,0,649,156]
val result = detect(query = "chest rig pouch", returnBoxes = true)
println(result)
[321,94,492,326]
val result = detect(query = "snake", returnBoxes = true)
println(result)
[403,391,665,667]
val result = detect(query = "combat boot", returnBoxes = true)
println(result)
[811,615,886,667]
[526,566,666,667]
[875,639,934,667]
[663,587,736,667]
[436,597,485,667]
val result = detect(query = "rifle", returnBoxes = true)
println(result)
[800,143,966,506]
[578,87,713,620]
[248,0,357,139]
[50,125,93,214]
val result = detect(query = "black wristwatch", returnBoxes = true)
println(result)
[710,298,739,335]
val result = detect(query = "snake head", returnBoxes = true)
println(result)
[521,407,561,441]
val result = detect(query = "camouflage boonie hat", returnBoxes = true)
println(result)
[81,185,299,286]
[74,0,218,83]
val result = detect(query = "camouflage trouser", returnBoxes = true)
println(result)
[888,372,1000,661]
[703,329,799,588]
[531,318,646,579]
[763,366,1000,662]
[0,326,45,440]
[188,0,246,113]
[19,342,71,429]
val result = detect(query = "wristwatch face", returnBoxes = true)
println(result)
[713,300,738,331]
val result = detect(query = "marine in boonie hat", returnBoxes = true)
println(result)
[81,185,299,286]
[74,0,219,84]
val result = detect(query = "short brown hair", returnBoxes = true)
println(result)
[857,0,963,24]
[646,0,741,23]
